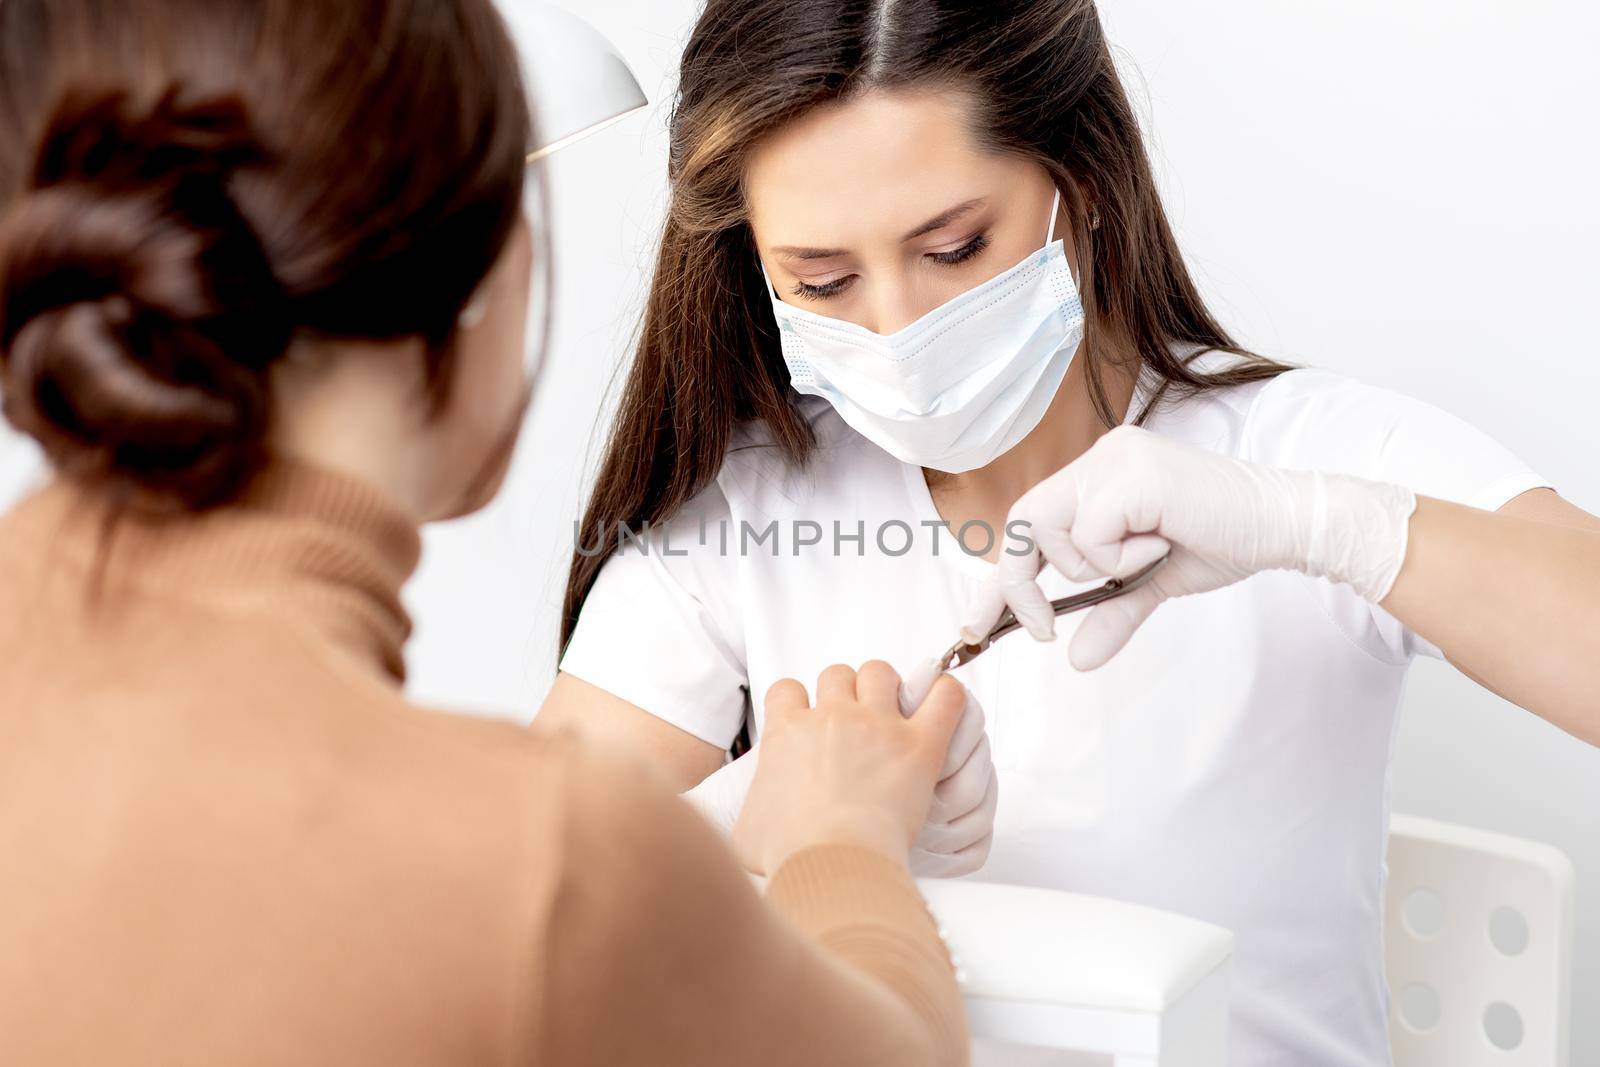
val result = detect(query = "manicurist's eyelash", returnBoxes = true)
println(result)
[928,231,989,266]
[787,231,989,302]
[791,275,855,301]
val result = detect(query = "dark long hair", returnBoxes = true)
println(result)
[561,0,1288,648]
[0,0,531,510]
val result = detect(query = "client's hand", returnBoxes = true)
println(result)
[683,664,995,877]
[732,661,966,876]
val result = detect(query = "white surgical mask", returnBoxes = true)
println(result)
[762,189,1084,473]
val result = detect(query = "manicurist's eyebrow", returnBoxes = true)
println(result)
[771,245,850,261]
[899,198,985,241]
[769,198,989,261]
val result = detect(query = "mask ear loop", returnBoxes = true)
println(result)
[1046,187,1063,246]
[756,256,779,299]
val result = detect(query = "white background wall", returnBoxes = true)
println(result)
[1,0,1594,1058]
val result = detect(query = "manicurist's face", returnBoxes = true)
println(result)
[746,88,1073,335]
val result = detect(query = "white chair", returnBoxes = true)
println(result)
[917,879,1233,1067]
[1386,814,1576,1067]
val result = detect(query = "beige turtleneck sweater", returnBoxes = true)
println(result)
[0,460,967,1066]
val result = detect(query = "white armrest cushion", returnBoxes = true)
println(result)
[916,879,1234,1013]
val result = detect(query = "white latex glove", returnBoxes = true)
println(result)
[962,425,1417,670]
[896,657,997,878]
[681,663,997,878]
[680,744,760,832]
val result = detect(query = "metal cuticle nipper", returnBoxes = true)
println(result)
[938,550,1171,672]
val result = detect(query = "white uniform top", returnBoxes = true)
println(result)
[559,354,1550,1067]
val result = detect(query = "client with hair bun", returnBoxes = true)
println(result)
[0,2,972,1065]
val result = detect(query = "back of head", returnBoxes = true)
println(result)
[0,0,530,509]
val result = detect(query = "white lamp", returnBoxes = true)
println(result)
[499,1,649,161]
[496,3,647,389]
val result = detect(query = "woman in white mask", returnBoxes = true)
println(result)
[536,1,1600,1065]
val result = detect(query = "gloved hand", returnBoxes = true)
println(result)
[961,425,1417,671]
[897,657,997,878]
[681,662,997,878]
[680,743,760,832]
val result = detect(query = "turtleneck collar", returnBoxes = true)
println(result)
[10,457,422,683]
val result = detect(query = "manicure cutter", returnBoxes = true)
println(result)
[937,551,1171,672]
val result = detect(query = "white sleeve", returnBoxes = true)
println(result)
[557,480,749,748]
[1243,369,1554,661]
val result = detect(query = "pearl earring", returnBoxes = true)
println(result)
[458,293,489,329]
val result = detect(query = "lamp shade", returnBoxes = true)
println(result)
[499,2,649,160]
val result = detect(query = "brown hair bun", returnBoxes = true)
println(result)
[0,0,532,511]
[0,87,290,508]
